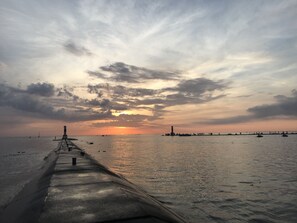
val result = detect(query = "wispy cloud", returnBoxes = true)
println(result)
[63,41,93,56]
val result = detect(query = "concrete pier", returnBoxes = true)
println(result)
[1,135,187,222]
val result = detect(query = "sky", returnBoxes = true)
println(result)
[0,0,297,136]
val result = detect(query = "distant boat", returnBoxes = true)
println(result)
[282,133,288,137]
[87,142,94,144]
[257,134,263,138]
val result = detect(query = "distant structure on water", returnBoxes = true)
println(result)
[164,126,176,136]
[163,125,297,137]
[62,126,68,140]
[170,126,175,136]
[164,126,191,136]
[52,126,77,141]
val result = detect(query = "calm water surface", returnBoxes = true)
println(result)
[75,135,297,223]
[0,137,56,209]
[0,135,296,222]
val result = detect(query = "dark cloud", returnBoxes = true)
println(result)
[165,78,227,96]
[110,103,128,111]
[87,98,111,112]
[57,86,79,101]
[88,98,109,107]
[0,83,65,118]
[49,84,128,114]
[27,82,55,97]
[87,70,107,79]
[86,76,228,124]
[88,83,158,98]
[247,90,297,118]
[0,83,112,122]
[114,86,156,97]
[63,41,92,56]
[203,89,297,125]
[86,65,228,124]
[88,77,227,106]
[87,84,104,97]
[87,98,128,111]
[88,62,180,83]
[132,98,166,106]
[130,78,227,107]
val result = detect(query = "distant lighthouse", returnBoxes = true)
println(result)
[170,126,175,136]
[62,126,68,139]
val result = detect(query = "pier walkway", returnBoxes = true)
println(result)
[0,125,187,222]
[39,139,186,222]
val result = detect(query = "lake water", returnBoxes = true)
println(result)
[0,137,56,210]
[1,135,297,222]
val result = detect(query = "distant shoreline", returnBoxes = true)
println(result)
[163,131,297,137]
[1,131,297,138]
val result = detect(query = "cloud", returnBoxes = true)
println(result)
[130,77,227,107]
[0,83,64,118]
[87,77,227,106]
[86,75,228,125]
[57,86,79,101]
[87,98,128,111]
[161,78,228,106]
[88,62,180,83]
[247,90,297,117]
[111,85,157,97]
[204,89,297,125]
[63,41,93,56]
[87,84,104,97]
[0,83,112,122]
[87,70,107,79]
[166,78,227,96]
[27,82,55,97]
[87,83,158,98]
